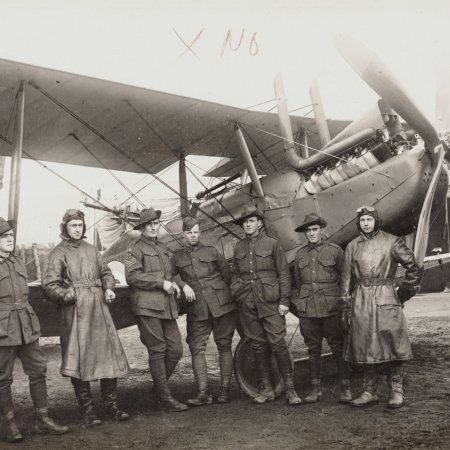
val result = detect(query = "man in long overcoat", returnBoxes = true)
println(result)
[172,217,236,405]
[231,205,301,405]
[125,207,187,412]
[293,213,351,404]
[0,217,68,443]
[340,206,422,408]
[43,209,130,425]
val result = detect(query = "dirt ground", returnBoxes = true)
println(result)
[5,293,450,450]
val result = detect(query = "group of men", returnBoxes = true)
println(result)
[0,203,422,443]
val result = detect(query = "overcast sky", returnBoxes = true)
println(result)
[0,0,449,244]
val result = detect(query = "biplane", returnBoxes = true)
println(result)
[1,35,449,398]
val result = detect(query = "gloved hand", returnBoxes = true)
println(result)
[397,284,419,303]
[63,286,77,305]
[339,295,351,334]
[340,310,350,334]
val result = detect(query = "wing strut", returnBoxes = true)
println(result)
[235,124,264,198]
[179,152,189,217]
[8,80,25,241]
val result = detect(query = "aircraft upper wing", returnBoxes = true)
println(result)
[0,58,349,176]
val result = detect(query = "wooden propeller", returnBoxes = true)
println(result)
[335,34,446,266]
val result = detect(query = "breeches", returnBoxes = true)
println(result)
[186,311,236,355]
[0,340,48,409]
[299,315,344,359]
[0,340,47,390]
[239,301,287,354]
[137,316,183,362]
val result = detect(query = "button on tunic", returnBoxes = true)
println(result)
[231,232,291,318]
[172,243,235,321]
[126,235,178,319]
[0,254,41,346]
[293,242,344,318]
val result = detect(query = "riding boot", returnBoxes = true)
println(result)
[350,364,379,407]
[187,353,212,407]
[149,357,179,401]
[216,351,233,404]
[0,387,22,443]
[165,358,179,381]
[100,378,130,421]
[149,358,188,412]
[71,378,102,426]
[387,362,405,409]
[304,358,322,403]
[251,352,275,404]
[276,351,302,406]
[34,407,69,435]
[336,357,352,403]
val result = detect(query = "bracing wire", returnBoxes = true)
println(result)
[29,82,243,240]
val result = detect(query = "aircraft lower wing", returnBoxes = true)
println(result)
[0,58,349,177]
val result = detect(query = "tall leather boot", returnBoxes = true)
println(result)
[350,364,379,407]
[304,358,322,403]
[149,357,179,401]
[216,351,233,404]
[387,362,405,409]
[276,351,302,406]
[30,381,69,435]
[336,356,352,404]
[0,387,22,443]
[149,359,187,412]
[100,378,130,421]
[251,352,275,404]
[71,378,102,426]
[187,353,212,406]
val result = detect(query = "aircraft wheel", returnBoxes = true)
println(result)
[233,338,293,399]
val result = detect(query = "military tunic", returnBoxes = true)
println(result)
[172,242,236,354]
[0,253,47,408]
[231,232,291,354]
[43,238,129,381]
[0,254,41,346]
[341,230,421,364]
[294,241,345,360]
[125,234,182,362]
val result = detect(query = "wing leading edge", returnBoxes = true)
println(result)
[0,58,349,177]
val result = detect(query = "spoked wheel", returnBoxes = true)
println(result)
[233,338,294,399]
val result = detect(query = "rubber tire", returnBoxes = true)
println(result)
[233,337,294,400]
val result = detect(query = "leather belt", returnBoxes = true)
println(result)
[196,273,222,288]
[0,301,28,311]
[241,270,276,281]
[356,278,394,287]
[72,278,102,288]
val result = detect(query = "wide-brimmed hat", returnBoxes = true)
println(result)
[234,205,264,226]
[294,213,327,232]
[0,217,15,235]
[133,207,162,230]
